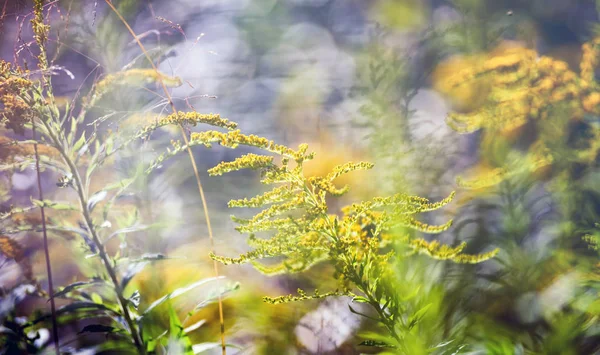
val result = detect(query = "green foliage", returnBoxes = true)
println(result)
[165,304,193,354]
[6,1,600,354]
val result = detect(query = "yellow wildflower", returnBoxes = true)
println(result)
[582,92,600,112]
[207,153,274,176]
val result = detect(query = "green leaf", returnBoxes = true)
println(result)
[73,132,87,155]
[348,305,379,322]
[192,282,240,311]
[31,199,77,211]
[145,330,168,352]
[29,302,120,326]
[101,178,135,192]
[51,278,106,299]
[104,136,115,155]
[87,190,108,212]
[131,253,170,262]
[142,277,225,316]
[91,293,104,305]
[67,111,78,147]
[102,176,138,222]
[129,290,141,310]
[351,296,370,303]
[359,331,398,349]
[167,304,193,355]
[119,254,178,289]
[58,301,114,314]
[104,224,150,243]
[400,285,421,302]
[183,320,206,334]
[86,161,99,184]
[78,324,120,335]
[407,303,432,330]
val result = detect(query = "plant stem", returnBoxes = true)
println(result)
[305,180,403,345]
[37,117,146,353]
[31,120,60,355]
[345,257,402,344]
[29,5,60,349]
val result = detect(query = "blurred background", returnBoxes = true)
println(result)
[4,0,600,353]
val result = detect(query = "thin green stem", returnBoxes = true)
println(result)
[103,2,227,352]
[299,171,402,344]
[37,115,146,353]
[344,255,402,344]
[32,118,60,355]
[30,3,60,351]
[20,80,145,351]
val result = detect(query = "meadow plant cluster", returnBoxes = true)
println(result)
[4,0,600,354]
[0,1,498,353]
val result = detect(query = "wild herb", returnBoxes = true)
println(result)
[152,124,498,348]
[5,0,600,354]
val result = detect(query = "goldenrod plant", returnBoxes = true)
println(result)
[149,119,498,350]
[8,0,600,354]
[428,4,600,353]
[434,38,600,189]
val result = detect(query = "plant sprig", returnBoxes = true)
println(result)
[157,126,499,346]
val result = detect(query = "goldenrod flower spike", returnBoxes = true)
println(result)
[208,153,274,176]
[407,238,499,263]
[190,130,307,159]
[263,289,348,304]
[0,61,36,134]
[228,185,299,208]
[436,37,600,186]
[581,38,600,83]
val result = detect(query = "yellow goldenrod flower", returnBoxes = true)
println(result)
[208,153,274,176]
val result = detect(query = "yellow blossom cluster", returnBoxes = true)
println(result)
[150,115,497,306]
[160,111,236,129]
[581,37,600,83]
[136,111,236,140]
[190,130,312,162]
[437,44,600,135]
[208,153,274,176]
[0,136,60,163]
[308,162,374,196]
[405,238,499,263]
[0,235,33,280]
[227,185,300,208]
[31,0,50,69]
[263,289,347,305]
[0,61,35,135]
[434,38,600,188]
[204,135,495,289]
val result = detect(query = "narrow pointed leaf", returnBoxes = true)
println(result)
[87,190,107,212]
[78,324,120,334]
[142,277,225,316]
[51,278,106,300]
